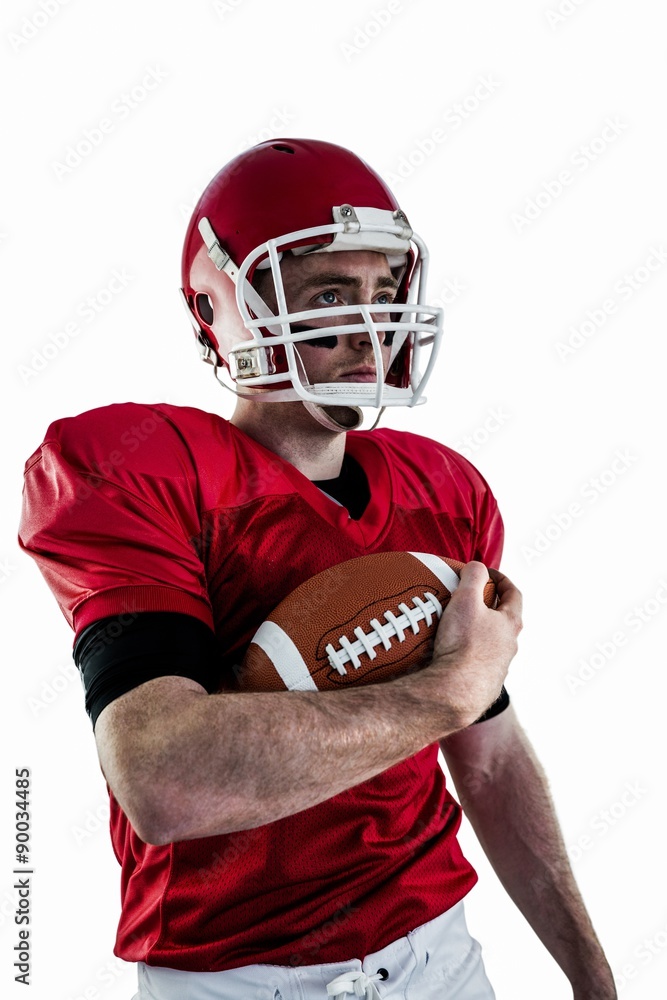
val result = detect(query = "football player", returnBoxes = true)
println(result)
[19,139,616,1000]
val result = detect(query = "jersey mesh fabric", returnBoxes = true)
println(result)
[19,402,504,973]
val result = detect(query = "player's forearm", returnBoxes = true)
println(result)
[107,672,469,845]
[98,562,521,845]
[444,711,617,998]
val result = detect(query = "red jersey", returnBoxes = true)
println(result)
[19,402,504,972]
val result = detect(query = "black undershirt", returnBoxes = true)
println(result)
[74,454,509,728]
[312,453,371,519]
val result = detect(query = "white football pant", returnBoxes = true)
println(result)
[133,899,495,999]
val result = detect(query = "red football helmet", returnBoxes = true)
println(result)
[180,138,443,421]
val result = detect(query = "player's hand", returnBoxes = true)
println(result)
[419,561,523,726]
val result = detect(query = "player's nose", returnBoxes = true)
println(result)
[347,326,387,350]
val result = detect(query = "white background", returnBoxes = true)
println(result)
[1,0,666,997]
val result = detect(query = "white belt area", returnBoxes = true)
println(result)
[135,900,489,1000]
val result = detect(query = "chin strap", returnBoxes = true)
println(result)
[302,401,364,433]
[367,406,386,431]
[301,401,386,432]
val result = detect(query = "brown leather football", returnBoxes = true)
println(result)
[237,551,496,692]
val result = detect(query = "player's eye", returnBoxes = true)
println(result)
[316,290,338,305]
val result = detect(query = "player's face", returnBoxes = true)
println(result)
[259,250,397,385]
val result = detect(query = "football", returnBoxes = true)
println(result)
[237,551,496,692]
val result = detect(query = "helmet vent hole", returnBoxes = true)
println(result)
[195,293,214,326]
[272,144,295,154]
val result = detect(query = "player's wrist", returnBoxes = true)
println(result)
[566,948,618,999]
[419,649,508,729]
[390,664,480,735]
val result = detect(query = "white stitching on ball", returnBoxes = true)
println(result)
[325,592,443,675]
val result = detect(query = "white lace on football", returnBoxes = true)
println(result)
[325,591,443,675]
[325,970,384,1000]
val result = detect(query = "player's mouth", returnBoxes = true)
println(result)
[340,367,377,382]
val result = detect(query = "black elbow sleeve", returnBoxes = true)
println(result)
[73,612,221,730]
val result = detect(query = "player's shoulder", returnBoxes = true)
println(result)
[25,401,233,477]
[369,427,493,493]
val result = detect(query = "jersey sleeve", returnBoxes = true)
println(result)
[19,403,214,638]
[456,453,509,722]
[429,440,505,570]
[469,465,504,570]
[447,451,509,724]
